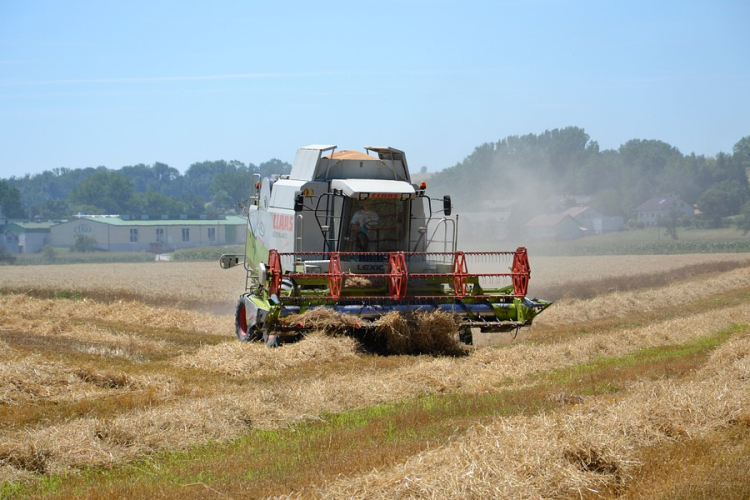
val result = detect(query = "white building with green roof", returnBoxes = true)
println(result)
[3,221,55,253]
[50,215,246,252]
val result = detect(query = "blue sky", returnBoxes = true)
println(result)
[1,0,748,179]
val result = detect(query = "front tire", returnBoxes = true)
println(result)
[235,296,261,342]
[263,329,279,348]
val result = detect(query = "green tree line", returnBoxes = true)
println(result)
[427,128,750,226]
[2,129,749,224]
[0,159,291,219]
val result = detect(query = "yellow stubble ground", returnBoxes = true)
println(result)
[1,254,750,496]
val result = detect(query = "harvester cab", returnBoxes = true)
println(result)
[221,145,551,346]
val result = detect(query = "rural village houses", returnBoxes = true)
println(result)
[524,205,624,240]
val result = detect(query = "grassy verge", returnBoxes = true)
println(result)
[171,246,243,261]
[4,327,739,500]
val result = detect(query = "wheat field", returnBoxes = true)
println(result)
[3,253,750,310]
[1,253,750,498]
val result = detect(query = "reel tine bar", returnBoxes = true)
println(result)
[268,249,282,296]
[328,252,343,299]
[274,247,531,299]
[511,247,530,297]
[452,251,468,297]
[387,252,408,299]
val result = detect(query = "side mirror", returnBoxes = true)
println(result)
[219,254,243,269]
[443,195,452,216]
[294,193,304,212]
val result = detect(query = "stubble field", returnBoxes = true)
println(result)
[1,253,750,499]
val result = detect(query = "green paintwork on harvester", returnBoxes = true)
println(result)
[244,225,269,272]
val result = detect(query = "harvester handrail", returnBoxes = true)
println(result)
[425,217,456,253]
[295,213,304,251]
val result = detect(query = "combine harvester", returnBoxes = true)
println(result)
[221,145,550,347]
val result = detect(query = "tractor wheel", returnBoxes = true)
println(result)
[262,329,279,348]
[235,296,261,342]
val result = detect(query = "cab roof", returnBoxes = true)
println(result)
[289,145,411,183]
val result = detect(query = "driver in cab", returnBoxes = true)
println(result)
[349,200,379,251]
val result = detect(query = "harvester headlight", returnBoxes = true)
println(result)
[258,262,269,284]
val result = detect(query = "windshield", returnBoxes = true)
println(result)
[343,198,408,252]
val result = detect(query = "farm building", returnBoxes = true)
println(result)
[561,206,625,234]
[2,221,54,253]
[49,215,246,252]
[524,213,582,240]
[593,216,625,234]
[636,197,694,227]
[560,206,603,232]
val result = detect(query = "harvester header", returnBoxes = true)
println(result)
[221,145,550,346]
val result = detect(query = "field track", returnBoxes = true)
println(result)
[1,254,750,498]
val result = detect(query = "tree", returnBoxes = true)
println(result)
[31,199,70,219]
[210,169,253,212]
[591,188,624,217]
[258,158,290,178]
[659,153,710,205]
[710,152,747,186]
[0,179,25,218]
[130,190,183,216]
[42,244,56,263]
[618,139,681,176]
[71,234,98,252]
[9,167,96,209]
[184,160,239,201]
[733,135,750,171]
[120,162,181,196]
[119,163,154,192]
[428,142,499,210]
[697,180,749,226]
[176,194,205,214]
[69,169,135,214]
[737,200,750,236]
[658,206,681,240]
